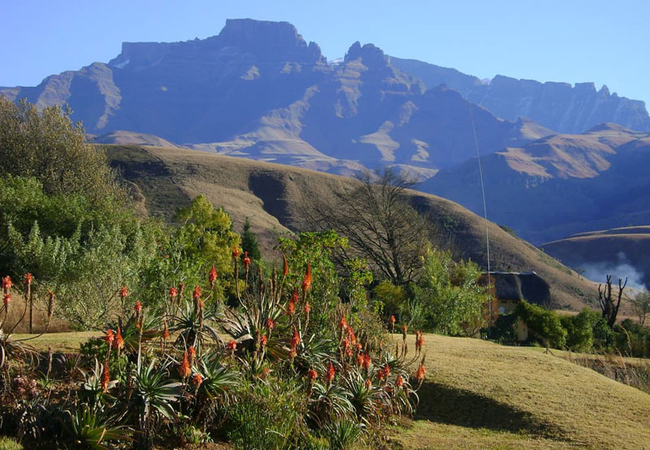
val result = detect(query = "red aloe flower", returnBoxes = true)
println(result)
[208,265,217,287]
[290,325,300,349]
[134,300,143,315]
[179,352,191,379]
[101,362,110,391]
[260,366,270,379]
[232,246,240,259]
[119,286,128,299]
[2,276,12,293]
[265,318,275,331]
[3,293,10,309]
[365,378,372,389]
[192,285,201,300]
[389,315,396,325]
[291,290,299,304]
[162,320,170,340]
[226,340,237,353]
[191,373,203,387]
[376,367,385,382]
[402,323,408,341]
[242,252,251,269]
[326,362,336,385]
[188,346,196,365]
[346,326,357,345]
[24,273,33,286]
[384,364,391,378]
[113,327,124,350]
[395,374,404,388]
[105,329,115,347]
[169,287,178,299]
[416,363,426,384]
[303,302,311,314]
[362,353,371,370]
[356,353,364,366]
[260,334,268,347]
[282,253,289,277]
[287,300,296,317]
[416,331,424,353]
[338,316,348,331]
[307,368,318,382]
[301,262,312,293]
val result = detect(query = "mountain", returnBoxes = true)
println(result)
[391,57,650,134]
[420,124,650,244]
[541,226,650,290]
[0,19,542,178]
[105,143,598,310]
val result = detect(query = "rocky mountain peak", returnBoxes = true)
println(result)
[215,18,324,62]
[344,42,388,68]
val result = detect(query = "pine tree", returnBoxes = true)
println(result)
[241,217,261,261]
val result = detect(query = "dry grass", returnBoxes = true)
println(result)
[394,333,650,449]
[11,331,101,353]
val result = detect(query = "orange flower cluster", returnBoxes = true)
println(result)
[179,352,191,379]
[289,325,300,357]
[301,262,312,293]
[282,253,289,277]
[113,327,124,350]
[226,340,237,352]
[232,246,240,259]
[326,362,336,384]
[260,334,268,347]
[188,346,196,365]
[2,276,12,293]
[134,300,143,315]
[208,265,217,287]
[101,362,110,391]
[24,273,33,286]
[307,368,318,382]
[415,331,424,354]
[265,318,274,331]
[162,320,170,340]
[105,329,115,347]
[169,286,178,299]
[191,373,203,387]
[416,363,426,384]
[242,252,251,269]
[338,316,348,331]
[119,286,128,299]
[395,374,404,388]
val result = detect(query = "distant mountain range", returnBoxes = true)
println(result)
[391,58,650,134]
[421,124,650,243]
[2,18,649,243]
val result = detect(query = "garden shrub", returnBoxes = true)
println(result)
[515,301,566,349]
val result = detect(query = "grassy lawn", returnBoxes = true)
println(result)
[394,333,650,449]
[12,331,101,353]
[10,330,650,449]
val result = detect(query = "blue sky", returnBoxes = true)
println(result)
[1,0,649,107]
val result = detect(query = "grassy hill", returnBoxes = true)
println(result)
[541,226,650,289]
[105,144,597,310]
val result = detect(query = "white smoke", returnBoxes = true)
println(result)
[580,252,646,290]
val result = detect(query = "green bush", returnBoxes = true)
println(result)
[226,380,308,449]
[561,309,594,352]
[412,249,489,334]
[516,301,566,349]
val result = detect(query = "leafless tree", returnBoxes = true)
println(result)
[598,275,627,328]
[631,291,650,327]
[303,168,431,286]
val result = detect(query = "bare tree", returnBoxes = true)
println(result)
[304,168,431,286]
[598,275,627,328]
[631,291,650,327]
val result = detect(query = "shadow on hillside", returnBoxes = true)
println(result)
[416,382,561,438]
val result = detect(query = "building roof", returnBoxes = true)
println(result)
[484,271,552,306]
